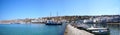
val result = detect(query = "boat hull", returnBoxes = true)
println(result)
[45,23,62,25]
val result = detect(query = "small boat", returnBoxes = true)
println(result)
[86,26,109,35]
[76,24,109,35]
[76,20,109,35]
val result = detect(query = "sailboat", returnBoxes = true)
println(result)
[45,11,62,25]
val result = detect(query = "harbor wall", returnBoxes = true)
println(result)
[64,24,94,35]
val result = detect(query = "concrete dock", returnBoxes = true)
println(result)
[64,24,94,35]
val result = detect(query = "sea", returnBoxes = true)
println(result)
[0,23,66,35]
[107,24,120,35]
[0,23,119,35]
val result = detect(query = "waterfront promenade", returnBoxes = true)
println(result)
[64,24,94,35]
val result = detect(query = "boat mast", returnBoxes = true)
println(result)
[57,11,58,17]
[50,11,51,17]
[49,11,52,20]
[56,11,58,22]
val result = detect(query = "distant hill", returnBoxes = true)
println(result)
[0,15,119,24]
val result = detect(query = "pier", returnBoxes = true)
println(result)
[64,24,94,35]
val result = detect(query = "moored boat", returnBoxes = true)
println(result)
[10,23,21,24]
[75,20,109,35]
[45,20,62,25]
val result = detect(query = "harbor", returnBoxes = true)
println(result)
[0,15,120,35]
[0,23,119,35]
[1,0,120,35]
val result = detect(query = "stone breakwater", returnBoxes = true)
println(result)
[64,24,94,35]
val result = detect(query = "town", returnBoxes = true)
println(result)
[0,15,119,24]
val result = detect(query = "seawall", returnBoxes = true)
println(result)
[64,24,94,35]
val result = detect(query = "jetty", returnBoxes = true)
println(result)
[64,24,94,35]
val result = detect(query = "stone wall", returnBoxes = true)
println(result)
[64,24,94,35]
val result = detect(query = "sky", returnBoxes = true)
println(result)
[0,0,120,20]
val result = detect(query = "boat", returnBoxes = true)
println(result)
[45,11,62,25]
[86,26,109,35]
[107,17,120,23]
[77,23,109,35]
[75,20,109,35]
[45,20,62,25]
[10,23,21,24]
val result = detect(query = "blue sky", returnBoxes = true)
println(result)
[0,0,120,20]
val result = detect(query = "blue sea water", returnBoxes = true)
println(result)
[107,24,120,35]
[0,23,66,35]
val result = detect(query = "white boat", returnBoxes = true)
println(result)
[76,20,109,35]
